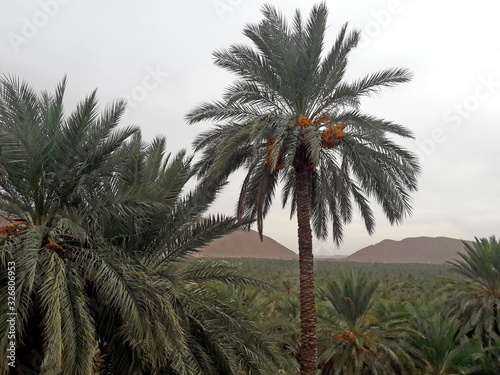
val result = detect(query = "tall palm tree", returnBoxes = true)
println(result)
[317,272,416,374]
[186,4,419,373]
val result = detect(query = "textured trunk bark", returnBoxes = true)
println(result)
[295,165,318,375]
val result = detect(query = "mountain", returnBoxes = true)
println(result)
[345,237,472,264]
[197,230,298,259]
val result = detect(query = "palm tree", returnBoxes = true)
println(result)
[205,283,300,373]
[0,75,146,374]
[317,272,416,374]
[444,236,500,370]
[408,302,480,375]
[0,76,275,374]
[94,132,279,374]
[186,4,419,373]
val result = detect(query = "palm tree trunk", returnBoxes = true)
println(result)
[295,165,318,375]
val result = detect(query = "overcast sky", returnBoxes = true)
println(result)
[2,0,499,255]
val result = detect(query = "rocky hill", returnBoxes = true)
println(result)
[197,230,298,259]
[345,237,472,264]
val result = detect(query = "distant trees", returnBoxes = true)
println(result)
[213,241,500,375]
[186,4,419,373]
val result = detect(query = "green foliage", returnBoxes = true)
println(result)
[442,237,500,374]
[445,237,500,346]
[317,272,416,374]
[0,75,137,226]
[0,75,138,375]
[209,257,500,375]
[320,272,379,331]
[0,76,276,375]
[408,302,481,375]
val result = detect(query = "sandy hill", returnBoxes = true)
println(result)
[346,237,472,264]
[197,230,298,259]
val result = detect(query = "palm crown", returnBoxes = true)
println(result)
[188,3,419,243]
[318,272,416,374]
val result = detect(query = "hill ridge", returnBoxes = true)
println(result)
[345,236,472,264]
[198,229,298,259]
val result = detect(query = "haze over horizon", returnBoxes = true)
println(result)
[2,0,499,255]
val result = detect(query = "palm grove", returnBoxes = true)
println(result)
[0,3,498,375]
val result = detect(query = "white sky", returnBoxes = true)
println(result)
[2,0,499,255]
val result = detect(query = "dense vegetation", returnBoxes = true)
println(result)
[200,253,500,374]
